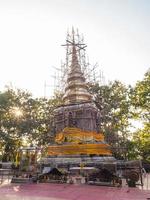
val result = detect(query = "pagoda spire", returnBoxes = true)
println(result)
[63,29,92,104]
[70,28,81,74]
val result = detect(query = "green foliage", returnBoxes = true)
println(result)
[133,124,150,162]
[0,88,60,161]
[88,71,150,161]
[131,70,150,121]
[89,81,131,159]
[132,71,150,109]
[131,70,150,162]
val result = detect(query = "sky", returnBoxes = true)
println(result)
[0,0,150,98]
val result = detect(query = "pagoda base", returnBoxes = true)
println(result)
[47,143,112,156]
[40,155,116,168]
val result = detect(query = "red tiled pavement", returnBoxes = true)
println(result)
[0,183,150,200]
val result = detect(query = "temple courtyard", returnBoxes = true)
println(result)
[0,183,150,200]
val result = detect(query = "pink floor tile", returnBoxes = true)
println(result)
[0,183,149,200]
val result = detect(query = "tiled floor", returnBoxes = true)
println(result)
[0,183,150,200]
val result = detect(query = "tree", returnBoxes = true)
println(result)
[133,124,150,162]
[131,70,150,161]
[0,88,29,161]
[132,70,150,110]
[89,81,131,159]
[0,88,61,161]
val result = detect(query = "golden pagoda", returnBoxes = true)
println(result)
[47,29,113,167]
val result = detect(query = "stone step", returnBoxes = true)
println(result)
[88,181,113,186]
[11,177,33,183]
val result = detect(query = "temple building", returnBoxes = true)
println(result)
[11,29,143,187]
[46,29,115,168]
